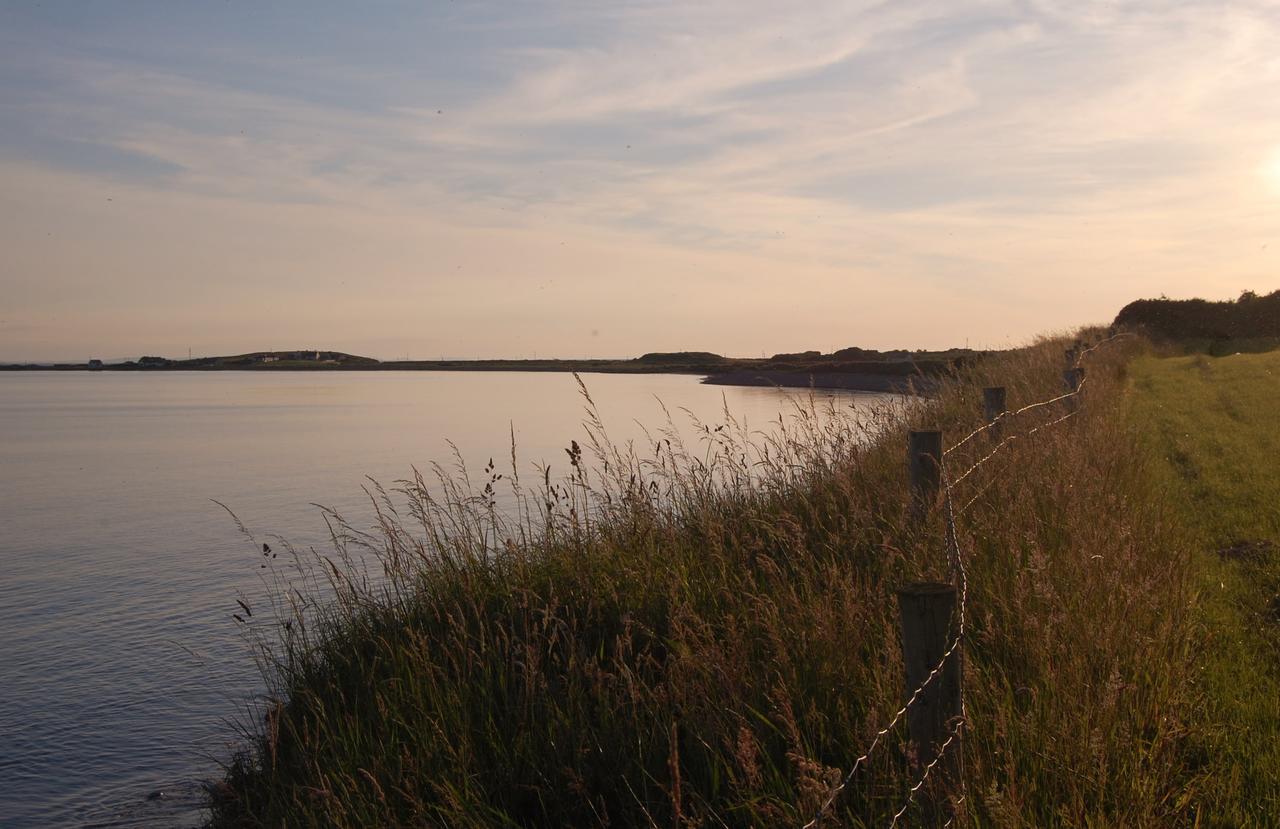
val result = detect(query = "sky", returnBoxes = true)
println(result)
[2,1,1279,362]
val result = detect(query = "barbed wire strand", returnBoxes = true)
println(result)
[952,402,1082,490]
[958,472,1000,517]
[956,404,1083,520]
[943,412,1008,458]
[888,721,965,828]
[941,795,967,829]
[1025,409,1077,438]
[1011,382,1083,418]
[950,433,1015,488]
[801,624,966,828]
[1076,331,1135,360]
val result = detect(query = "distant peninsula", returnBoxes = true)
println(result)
[0,347,982,393]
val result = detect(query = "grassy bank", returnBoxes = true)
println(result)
[211,333,1248,827]
[1127,350,1280,824]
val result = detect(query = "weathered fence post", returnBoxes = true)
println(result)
[1063,367,1084,412]
[898,582,963,825]
[908,430,942,518]
[982,387,1007,438]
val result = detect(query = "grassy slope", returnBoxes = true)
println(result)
[211,336,1266,827]
[1128,351,1280,825]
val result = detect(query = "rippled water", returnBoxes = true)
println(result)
[0,371,893,827]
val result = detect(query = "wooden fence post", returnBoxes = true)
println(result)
[982,387,1007,438]
[908,431,942,518]
[898,582,963,825]
[1063,367,1084,412]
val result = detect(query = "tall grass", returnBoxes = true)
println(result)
[210,331,1212,827]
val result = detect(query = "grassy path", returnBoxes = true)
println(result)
[1129,351,1280,825]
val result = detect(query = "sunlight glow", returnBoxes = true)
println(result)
[1264,147,1280,195]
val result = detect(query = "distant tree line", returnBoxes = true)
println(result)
[1114,290,1280,340]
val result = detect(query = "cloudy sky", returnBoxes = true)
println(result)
[2,1,1279,361]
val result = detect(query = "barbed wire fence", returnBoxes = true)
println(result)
[803,330,1135,829]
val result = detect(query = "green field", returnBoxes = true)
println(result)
[1128,350,1280,825]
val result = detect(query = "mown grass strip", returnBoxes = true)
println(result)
[1128,350,1280,826]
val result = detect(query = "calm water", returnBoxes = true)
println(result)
[0,371,893,827]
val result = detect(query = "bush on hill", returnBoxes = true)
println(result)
[1115,289,1280,340]
[768,350,823,362]
[635,351,725,364]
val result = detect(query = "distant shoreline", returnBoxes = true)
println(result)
[0,362,934,393]
[702,370,934,393]
[0,349,970,394]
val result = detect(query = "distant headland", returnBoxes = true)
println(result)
[0,347,981,393]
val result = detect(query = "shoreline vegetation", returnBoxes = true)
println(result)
[0,348,974,393]
[207,321,1280,826]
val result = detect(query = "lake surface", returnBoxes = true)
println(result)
[0,371,893,828]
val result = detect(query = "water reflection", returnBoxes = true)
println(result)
[0,370,895,827]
